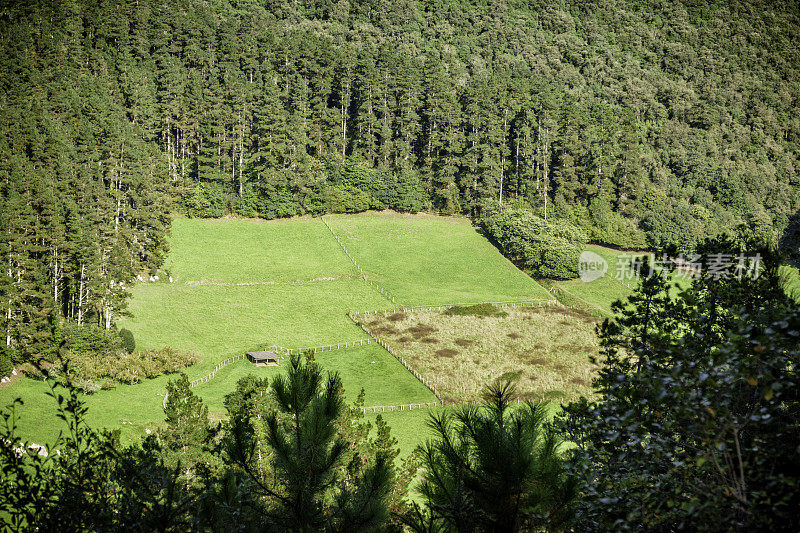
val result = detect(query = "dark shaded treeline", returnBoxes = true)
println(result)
[1,0,799,366]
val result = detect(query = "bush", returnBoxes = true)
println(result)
[444,303,508,317]
[477,203,587,280]
[327,184,372,213]
[118,328,135,354]
[0,346,14,378]
[58,326,198,392]
[235,187,258,218]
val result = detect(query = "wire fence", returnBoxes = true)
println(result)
[189,353,248,387]
[320,216,399,305]
[163,298,565,412]
[350,313,444,405]
[360,402,441,413]
[352,298,561,317]
[283,338,372,355]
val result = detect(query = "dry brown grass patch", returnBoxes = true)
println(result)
[405,323,438,339]
[387,312,406,322]
[353,307,599,404]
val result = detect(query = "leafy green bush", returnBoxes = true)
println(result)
[63,347,198,390]
[118,328,135,354]
[235,187,258,218]
[327,184,372,213]
[443,303,508,317]
[478,203,587,280]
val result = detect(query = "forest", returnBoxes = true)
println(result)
[1,0,799,529]
[2,0,800,369]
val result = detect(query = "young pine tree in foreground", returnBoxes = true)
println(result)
[404,381,576,532]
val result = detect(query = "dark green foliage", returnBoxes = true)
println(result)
[443,303,508,318]
[562,243,800,530]
[478,203,587,280]
[0,346,13,378]
[0,383,199,530]
[118,328,135,354]
[404,381,576,531]
[3,0,800,363]
[162,373,215,469]
[224,355,396,530]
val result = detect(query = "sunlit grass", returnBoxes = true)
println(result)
[356,306,600,404]
[326,211,552,306]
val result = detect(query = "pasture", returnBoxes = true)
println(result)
[356,305,599,404]
[326,212,552,306]
[1,212,599,457]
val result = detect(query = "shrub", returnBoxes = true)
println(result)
[235,187,258,218]
[62,342,198,391]
[444,303,508,317]
[0,347,13,378]
[118,328,135,354]
[327,184,372,213]
[477,203,587,280]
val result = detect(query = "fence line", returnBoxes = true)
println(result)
[283,338,372,355]
[547,285,609,317]
[360,402,440,413]
[320,216,399,305]
[352,298,562,317]
[349,312,444,405]
[189,353,248,387]
[162,297,565,412]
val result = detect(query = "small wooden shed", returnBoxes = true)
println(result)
[246,350,279,367]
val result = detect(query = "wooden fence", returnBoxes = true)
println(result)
[283,338,372,355]
[350,313,444,405]
[320,216,398,305]
[190,353,247,387]
[360,402,440,413]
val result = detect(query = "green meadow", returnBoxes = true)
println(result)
[1,212,616,455]
[165,216,352,283]
[326,212,552,306]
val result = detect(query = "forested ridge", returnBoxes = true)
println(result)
[1,0,800,365]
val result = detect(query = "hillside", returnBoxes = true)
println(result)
[0,213,565,446]
[3,0,800,371]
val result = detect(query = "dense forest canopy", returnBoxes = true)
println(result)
[1,0,799,365]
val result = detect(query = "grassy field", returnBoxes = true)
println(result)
[1,212,590,456]
[193,344,437,418]
[120,279,385,360]
[549,245,641,315]
[356,305,599,404]
[165,216,352,283]
[326,212,552,306]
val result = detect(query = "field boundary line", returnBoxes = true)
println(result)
[184,275,358,287]
[320,216,399,305]
[547,284,609,316]
[349,312,444,405]
[360,402,441,413]
[351,298,561,316]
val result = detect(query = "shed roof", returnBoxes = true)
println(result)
[247,350,278,360]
